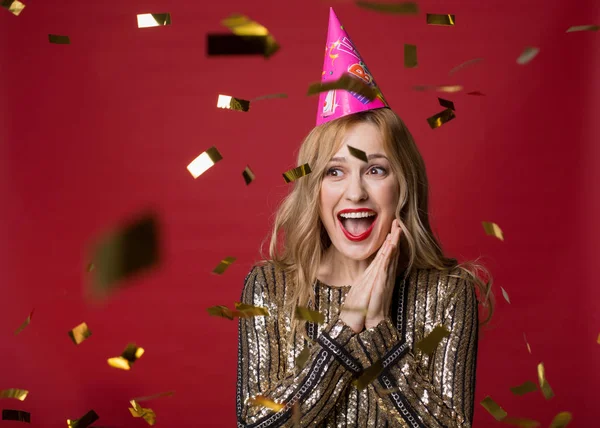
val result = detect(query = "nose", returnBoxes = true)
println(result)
[344,173,368,202]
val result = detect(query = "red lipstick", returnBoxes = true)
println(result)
[337,208,377,242]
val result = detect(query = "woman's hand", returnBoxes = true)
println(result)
[365,219,402,329]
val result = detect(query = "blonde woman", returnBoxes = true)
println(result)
[236,9,492,428]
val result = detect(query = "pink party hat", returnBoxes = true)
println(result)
[316,8,388,126]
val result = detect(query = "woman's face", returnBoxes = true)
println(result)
[319,122,400,261]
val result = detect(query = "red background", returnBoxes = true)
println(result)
[1,0,599,426]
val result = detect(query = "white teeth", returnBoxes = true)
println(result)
[339,212,377,219]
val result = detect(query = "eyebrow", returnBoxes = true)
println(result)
[329,153,388,162]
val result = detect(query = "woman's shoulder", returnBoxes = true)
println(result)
[407,265,473,297]
[242,260,289,297]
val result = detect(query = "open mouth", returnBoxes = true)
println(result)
[337,210,377,241]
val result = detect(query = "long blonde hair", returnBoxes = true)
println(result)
[262,108,493,335]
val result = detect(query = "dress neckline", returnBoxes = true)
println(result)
[315,269,408,290]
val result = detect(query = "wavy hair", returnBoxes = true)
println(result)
[262,108,493,336]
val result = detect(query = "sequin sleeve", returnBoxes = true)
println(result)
[236,266,363,428]
[348,272,479,428]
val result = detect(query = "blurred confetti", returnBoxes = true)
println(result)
[1,0,25,16]
[294,306,325,324]
[467,91,486,96]
[133,391,174,402]
[137,13,171,28]
[426,108,455,130]
[480,396,507,421]
[67,410,99,428]
[107,343,145,370]
[243,166,255,185]
[283,164,312,183]
[566,25,598,32]
[347,145,368,162]
[220,14,279,57]
[234,302,269,317]
[187,146,223,179]
[416,325,450,355]
[413,85,463,93]
[129,400,156,425]
[516,47,539,65]
[307,74,377,101]
[0,389,28,401]
[482,221,504,241]
[207,305,235,320]
[295,346,310,371]
[68,322,92,345]
[14,309,34,335]
[549,412,572,428]
[86,263,95,272]
[353,360,383,390]
[207,34,277,56]
[48,34,70,44]
[597,333,600,344]
[426,14,455,26]
[510,380,537,396]
[523,333,532,354]
[252,93,288,102]
[449,58,483,75]
[217,94,250,112]
[438,98,455,111]
[502,417,540,427]
[355,1,418,14]
[2,409,30,422]
[501,287,511,304]
[404,44,417,68]
[537,362,554,400]
[248,395,284,412]
[212,256,236,275]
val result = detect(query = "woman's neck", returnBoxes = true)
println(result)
[317,246,376,287]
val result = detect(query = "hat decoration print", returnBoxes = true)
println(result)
[316,8,388,126]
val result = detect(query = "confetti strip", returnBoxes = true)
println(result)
[212,256,236,275]
[353,360,383,390]
[14,309,34,335]
[502,417,540,428]
[566,25,598,32]
[549,412,572,428]
[243,166,255,185]
[68,322,92,345]
[480,396,507,421]
[449,58,483,75]
[482,221,504,241]
[347,145,368,162]
[501,287,511,304]
[426,14,455,26]
[467,91,485,96]
[234,302,269,317]
[1,0,25,16]
[537,362,554,400]
[133,391,175,402]
[355,1,418,14]
[426,108,456,130]
[307,73,378,101]
[86,263,95,272]
[220,14,279,57]
[283,164,312,183]
[67,410,99,428]
[413,85,463,93]
[404,44,417,68]
[217,94,250,112]
[295,306,325,324]
[252,93,288,102]
[137,13,171,28]
[516,47,540,65]
[2,409,30,423]
[207,34,277,56]
[597,332,600,344]
[0,389,29,401]
[90,212,160,293]
[107,343,145,370]
[416,325,450,355]
[438,98,455,111]
[523,333,532,354]
[48,34,70,44]
[207,305,235,320]
[248,395,284,412]
[510,380,537,396]
[295,346,310,371]
[187,146,223,179]
[129,400,156,426]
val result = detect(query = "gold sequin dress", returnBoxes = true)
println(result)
[236,263,478,427]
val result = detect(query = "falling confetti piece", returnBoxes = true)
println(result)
[48,34,70,44]
[523,333,532,354]
[137,13,171,28]
[404,44,417,68]
[248,395,284,412]
[252,93,288,102]
[347,145,368,162]
[467,91,486,96]
[220,14,279,57]
[107,343,145,370]
[438,98,455,111]
[283,164,312,183]
[355,1,418,14]
[537,362,554,400]
[133,391,175,402]
[207,305,235,320]
[129,400,156,425]
[295,346,310,371]
[2,409,30,423]
[482,221,504,241]
[217,94,250,112]
[502,417,540,428]
[501,287,511,304]
[510,380,537,396]
[516,47,539,65]
[549,412,572,428]
[566,25,598,32]
[90,212,160,294]
[234,302,269,317]
[212,257,236,275]
[480,396,507,421]
[295,306,325,324]
[67,410,99,428]
[449,58,483,75]
[187,146,223,179]
[243,166,255,185]
[413,85,463,93]
[353,360,383,390]
[68,322,92,345]
[426,14,455,26]
[416,325,450,355]
[14,309,34,335]
[307,74,378,101]
[0,389,29,401]
[207,34,278,57]
[597,333,600,344]
[426,108,456,130]
[86,263,95,272]
[1,0,25,16]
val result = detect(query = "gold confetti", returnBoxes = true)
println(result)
[342,306,368,315]
[90,212,160,294]
[516,47,539,65]
[212,256,236,275]
[67,410,99,428]
[248,395,284,412]
[133,391,175,402]
[1,0,25,16]
[295,346,310,371]
[501,287,511,304]
[404,44,417,68]
[537,362,554,400]
[307,74,378,101]
[549,412,572,428]
[234,302,269,317]
[252,93,288,102]
[86,263,95,272]
[510,380,537,396]
[523,333,532,354]
[566,25,598,33]
[137,13,171,28]
[107,343,145,370]
[2,409,30,423]
[243,166,255,185]
[217,94,250,112]
[413,85,463,93]
[295,306,325,324]
[129,400,156,425]
[482,221,504,241]
[48,34,70,44]
[14,309,34,335]
[426,108,456,130]
[597,333,600,344]
[416,325,450,355]
[467,91,485,96]
[220,14,279,57]
[0,389,29,401]
[480,396,507,421]
[426,14,455,26]
[355,1,418,14]
[353,359,383,390]
[502,417,540,428]
[347,145,368,162]
[438,98,455,111]
[68,322,92,345]
[187,146,223,179]
[283,164,312,183]
[449,58,483,75]
[207,305,235,320]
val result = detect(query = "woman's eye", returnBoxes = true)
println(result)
[326,168,343,177]
[368,166,386,175]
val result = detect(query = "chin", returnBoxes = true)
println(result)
[337,245,378,261]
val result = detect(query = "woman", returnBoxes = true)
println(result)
[236,9,492,428]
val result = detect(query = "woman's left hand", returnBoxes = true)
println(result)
[364,219,402,329]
